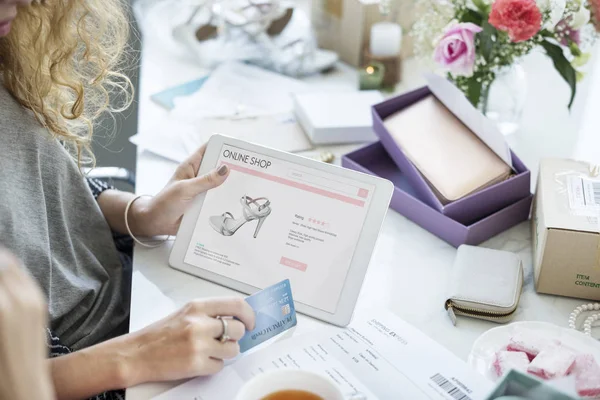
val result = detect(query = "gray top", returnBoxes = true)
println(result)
[0,85,129,350]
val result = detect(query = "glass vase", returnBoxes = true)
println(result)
[480,64,527,136]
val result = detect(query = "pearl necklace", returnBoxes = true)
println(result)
[569,303,600,337]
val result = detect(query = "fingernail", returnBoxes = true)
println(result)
[217,165,228,176]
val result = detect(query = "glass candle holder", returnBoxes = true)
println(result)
[359,62,385,90]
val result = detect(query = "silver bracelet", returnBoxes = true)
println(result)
[124,195,170,248]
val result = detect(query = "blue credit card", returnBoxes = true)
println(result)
[239,279,297,353]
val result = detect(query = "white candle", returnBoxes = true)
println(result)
[369,22,402,57]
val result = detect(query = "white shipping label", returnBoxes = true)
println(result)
[567,176,600,217]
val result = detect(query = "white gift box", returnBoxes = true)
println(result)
[293,91,383,144]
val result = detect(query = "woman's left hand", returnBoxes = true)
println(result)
[132,144,229,237]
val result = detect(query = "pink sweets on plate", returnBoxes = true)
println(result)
[527,344,577,380]
[493,351,530,377]
[507,331,552,361]
[573,354,600,398]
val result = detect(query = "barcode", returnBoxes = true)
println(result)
[566,176,600,216]
[591,182,600,205]
[430,373,472,400]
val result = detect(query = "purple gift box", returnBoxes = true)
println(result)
[372,85,531,225]
[342,142,533,247]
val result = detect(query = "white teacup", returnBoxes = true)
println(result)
[235,370,345,400]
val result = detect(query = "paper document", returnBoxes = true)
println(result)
[172,62,309,121]
[133,117,311,162]
[153,309,492,400]
[179,115,313,154]
[143,62,313,154]
[129,132,188,163]
[130,119,196,163]
[129,271,177,333]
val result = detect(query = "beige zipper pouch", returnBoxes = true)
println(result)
[383,96,512,204]
[445,245,523,325]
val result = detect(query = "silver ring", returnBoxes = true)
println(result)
[216,316,230,343]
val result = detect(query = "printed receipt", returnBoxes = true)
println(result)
[153,309,492,400]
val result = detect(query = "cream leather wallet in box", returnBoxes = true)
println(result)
[383,96,512,203]
[445,245,523,325]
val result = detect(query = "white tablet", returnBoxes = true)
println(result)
[169,135,393,326]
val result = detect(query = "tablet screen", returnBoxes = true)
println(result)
[184,144,375,313]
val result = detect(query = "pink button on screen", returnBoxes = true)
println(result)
[357,188,369,198]
[280,257,308,272]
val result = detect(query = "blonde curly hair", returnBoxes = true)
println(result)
[0,0,134,167]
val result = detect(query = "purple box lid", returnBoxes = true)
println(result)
[372,86,531,226]
[342,142,532,247]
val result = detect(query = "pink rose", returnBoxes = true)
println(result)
[434,23,482,77]
[489,0,542,42]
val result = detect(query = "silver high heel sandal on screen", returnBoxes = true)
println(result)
[209,195,271,238]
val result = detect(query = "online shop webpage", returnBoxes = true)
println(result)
[184,144,375,313]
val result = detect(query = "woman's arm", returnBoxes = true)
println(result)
[49,334,131,400]
[50,297,255,400]
[95,189,154,236]
[95,144,229,237]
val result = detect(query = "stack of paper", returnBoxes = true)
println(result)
[179,114,311,158]
[130,120,191,163]
[133,62,313,162]
[172,62,310,121]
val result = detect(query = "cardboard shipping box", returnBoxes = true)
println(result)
[532,158,600,301]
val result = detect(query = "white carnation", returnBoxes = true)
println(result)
[538,0,568,28]
[570,6,591,29]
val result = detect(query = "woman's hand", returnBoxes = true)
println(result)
[49,297,255,399]
[0,248,55,400]
[123,297,255,385]
[131,144,230,237]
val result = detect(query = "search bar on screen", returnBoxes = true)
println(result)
[287,170,361,196]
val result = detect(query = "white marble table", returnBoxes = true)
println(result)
[125,13,600,398]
